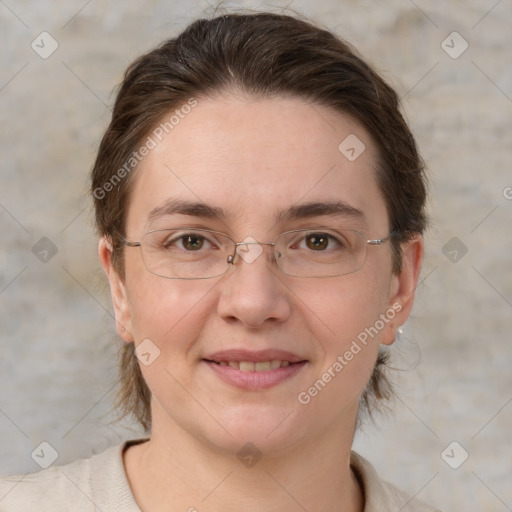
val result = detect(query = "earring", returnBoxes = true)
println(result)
[397,326,404,336]
[121,327,126,333]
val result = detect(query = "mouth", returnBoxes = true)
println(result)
[203,348,307,369]
[202,349,308,389]
[203,359,302,372]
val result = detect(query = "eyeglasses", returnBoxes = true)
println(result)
[120,227,396,279]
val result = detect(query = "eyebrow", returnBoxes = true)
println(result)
[147,199,225,224]
[147,198,365,225]
[276,200,365,224]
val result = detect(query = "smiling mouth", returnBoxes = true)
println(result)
[203,359,305,372]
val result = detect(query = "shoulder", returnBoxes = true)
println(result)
[350,451,442,512]
[0,439,147,512]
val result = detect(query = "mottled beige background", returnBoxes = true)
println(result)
[1,1,511,510]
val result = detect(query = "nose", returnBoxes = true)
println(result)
[217,241,291,329]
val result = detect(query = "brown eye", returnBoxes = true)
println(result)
[305,233,330,250]
[181,235,205,251]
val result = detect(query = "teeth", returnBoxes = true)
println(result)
[255,361,271,372]
[239,361,255,372]
[270,360,281,370]
[214,360,294,371]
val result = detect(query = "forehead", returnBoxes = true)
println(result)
[125,94,388,234]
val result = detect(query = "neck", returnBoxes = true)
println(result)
[124,408,363,512]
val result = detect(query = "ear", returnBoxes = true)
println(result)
[381,233,424,346]
[98,236,134,343]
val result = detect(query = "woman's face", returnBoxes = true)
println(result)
[101,94,422,455]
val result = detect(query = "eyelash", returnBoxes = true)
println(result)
[162,230,347,251]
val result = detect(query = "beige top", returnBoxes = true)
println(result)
[0,439,440,511]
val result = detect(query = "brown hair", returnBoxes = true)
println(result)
[91,12,428,431]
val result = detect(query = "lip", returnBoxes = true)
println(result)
[204,349,306,363]
[203,359,308,390]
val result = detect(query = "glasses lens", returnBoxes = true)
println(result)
[136,227,371,279]
[275,228,366,277]
[140,229,233,279]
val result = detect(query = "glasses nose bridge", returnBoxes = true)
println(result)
[234,240,276,249]
[227,240,277,266]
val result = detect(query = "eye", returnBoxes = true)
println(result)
[299,232,343,251]
[163,232,214,251]
[304,233,329,251]
[181,234,206,251]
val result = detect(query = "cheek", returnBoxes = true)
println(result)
[126,277,217,394]
[295,270,392,396]
[293,321,382,426]
[124,247,216,346]
[298,269,391,348]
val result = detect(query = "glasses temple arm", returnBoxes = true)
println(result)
[366,230,401,245]
[117,234,141,248]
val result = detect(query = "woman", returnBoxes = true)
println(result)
[0,12,440,511]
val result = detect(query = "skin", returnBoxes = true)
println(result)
[99,93,423,512]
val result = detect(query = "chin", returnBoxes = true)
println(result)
[203,405,307,457]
